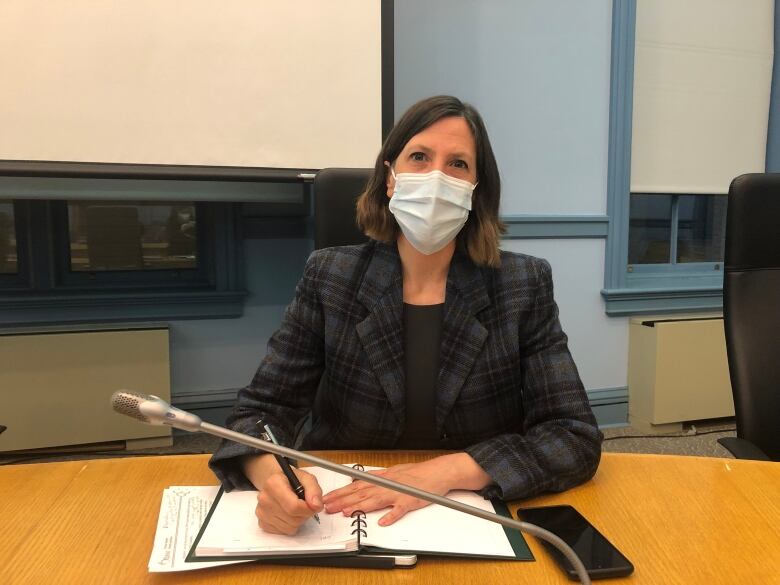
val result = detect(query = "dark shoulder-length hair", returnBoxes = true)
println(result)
[356,95,505,268]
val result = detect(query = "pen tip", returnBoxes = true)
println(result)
[314,514,321,524]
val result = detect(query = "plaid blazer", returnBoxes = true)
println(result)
[209,241,602,500]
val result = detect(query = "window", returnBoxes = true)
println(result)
[628,194,672,265]
[628,193,727,267]
[0,199,245,324]
[0,200,16,274]
[67,202,198,272]
[675,195,727,264]
[603,0,767,315]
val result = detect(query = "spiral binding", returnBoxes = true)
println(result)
[349,464,367,547]
[350,510,367,546]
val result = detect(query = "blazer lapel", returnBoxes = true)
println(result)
[355,244,406,424]
[354,244,491,430]
[436,252,490,430]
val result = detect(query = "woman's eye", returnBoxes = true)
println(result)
[410,152,427,162]
[452,159,468,170]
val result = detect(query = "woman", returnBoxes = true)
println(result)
[209,95,602,535]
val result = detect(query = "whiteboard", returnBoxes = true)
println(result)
[0,0,384,170]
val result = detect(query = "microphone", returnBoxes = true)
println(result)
[111,390,592,584]
[111,391,202,431]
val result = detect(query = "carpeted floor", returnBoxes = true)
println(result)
[1,419,738,465]
[601,420,736,458]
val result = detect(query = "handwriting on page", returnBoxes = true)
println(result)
[200,490,344,552]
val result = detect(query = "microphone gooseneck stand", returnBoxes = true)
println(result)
[111,391,592,584]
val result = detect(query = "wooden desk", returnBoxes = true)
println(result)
[1,452,778,584]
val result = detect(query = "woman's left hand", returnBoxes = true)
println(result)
[321,454,492,526]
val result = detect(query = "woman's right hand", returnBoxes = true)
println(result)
[242,454,324,535]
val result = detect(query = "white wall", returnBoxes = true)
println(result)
[395,0,612,215]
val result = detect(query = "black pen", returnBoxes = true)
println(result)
[262,423,320,524]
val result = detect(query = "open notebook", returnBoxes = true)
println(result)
[188,464,532,563]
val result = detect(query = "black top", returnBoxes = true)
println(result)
[395,302,444,449]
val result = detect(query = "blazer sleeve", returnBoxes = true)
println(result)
[208,251,325,491]
[465,258,602,501]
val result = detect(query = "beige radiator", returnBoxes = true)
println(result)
[0,325,172,452]
[628,315,734,433]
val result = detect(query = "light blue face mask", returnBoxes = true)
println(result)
[388,169,476,255]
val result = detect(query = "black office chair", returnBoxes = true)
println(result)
[718,174,780,461]
[313,168,371,249]
[294,169,371,447]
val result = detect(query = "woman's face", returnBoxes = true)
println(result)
[385,116,477,197]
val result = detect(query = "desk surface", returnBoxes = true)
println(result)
[1,451,778,584]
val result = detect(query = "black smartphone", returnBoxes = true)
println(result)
[517,505,634,581]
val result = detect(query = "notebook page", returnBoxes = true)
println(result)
[304,464,356,493]
[195,488,356,556]
[361,490,516,557]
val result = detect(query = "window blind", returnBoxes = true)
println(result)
[630,0,774,194]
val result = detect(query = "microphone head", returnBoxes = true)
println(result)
[111,390,154,423]
[111,390,203,432]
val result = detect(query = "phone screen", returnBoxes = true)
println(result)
[517,505,634,580]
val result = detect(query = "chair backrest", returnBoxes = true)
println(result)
[313,168,371,249]
[302,168,372,445]
[724,173,780,460]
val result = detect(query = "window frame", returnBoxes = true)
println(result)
[0,198,246,325]
[52,200,211,289]
[0,200,28,288]
[628,191,727,271]
[603,0,725,316]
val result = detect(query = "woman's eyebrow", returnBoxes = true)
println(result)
[405,144,473,161]
[404,143,433,154]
